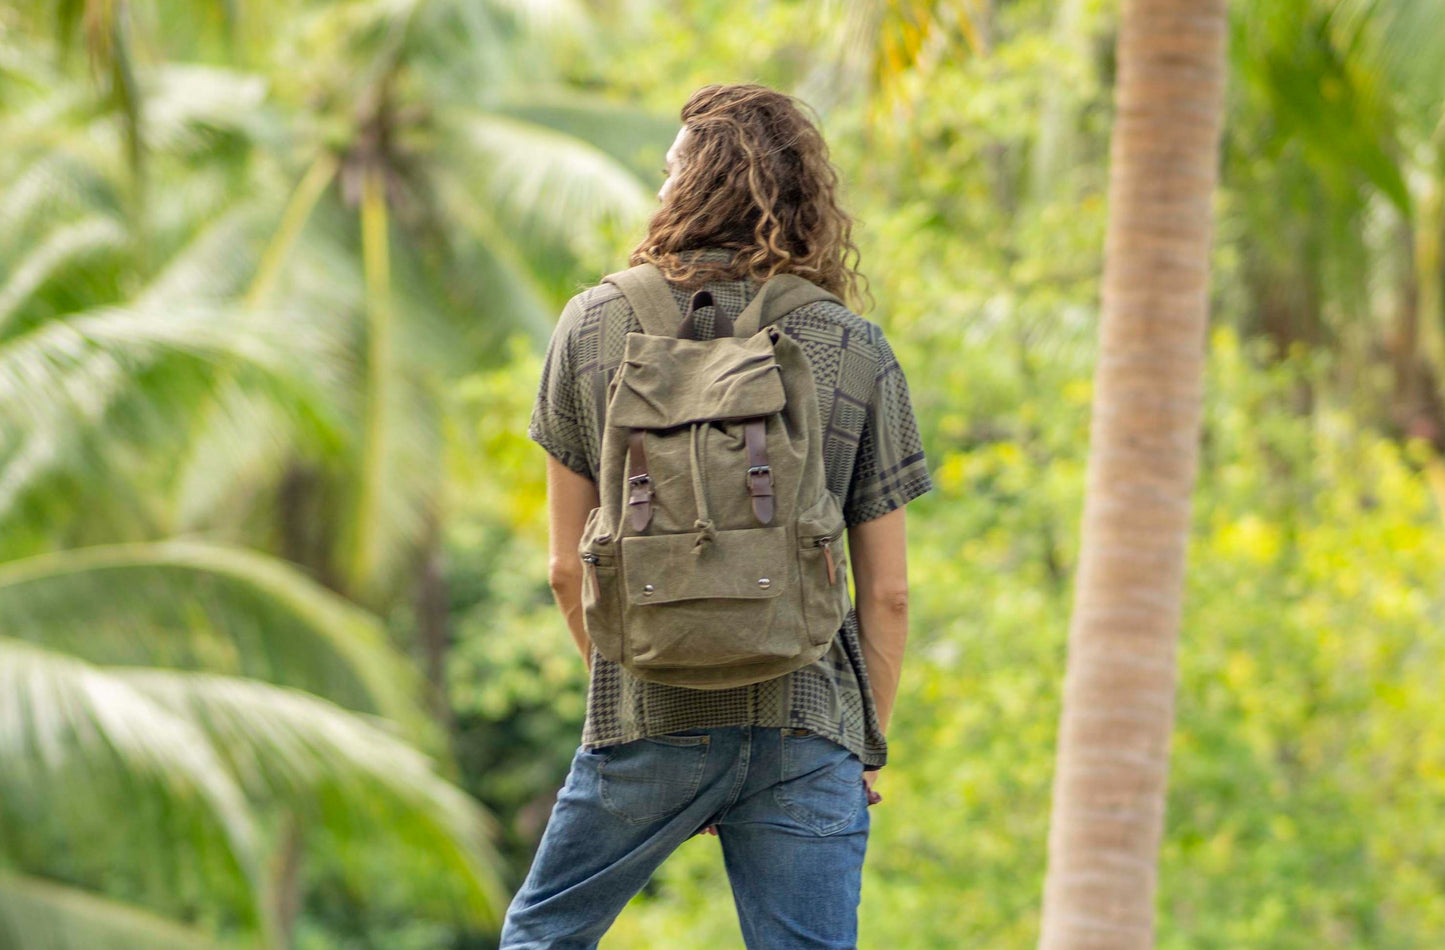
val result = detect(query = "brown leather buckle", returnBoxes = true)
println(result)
[627,429,654,531]
[627,473,652,509]
[743,420,774,524]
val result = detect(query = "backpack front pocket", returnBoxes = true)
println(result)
[621,525,788,605]
[619,525,809,668]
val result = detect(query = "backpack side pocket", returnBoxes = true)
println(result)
[795,492,851,647]
[579,508,624,663]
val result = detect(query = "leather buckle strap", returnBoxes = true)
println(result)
[627,429,654,531]
[744,418,773,524]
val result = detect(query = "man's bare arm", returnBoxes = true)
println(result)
[545,454,601,671]
[846,506,909,737]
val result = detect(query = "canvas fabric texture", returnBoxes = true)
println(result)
[580,263,850,688]
[528,250,933,769]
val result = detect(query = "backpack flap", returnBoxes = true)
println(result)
[607,332,786,429]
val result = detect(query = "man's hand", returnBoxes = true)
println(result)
[863,768,883,806]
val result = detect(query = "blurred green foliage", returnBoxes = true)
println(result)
[462,2,1445,948]
[3,0,1445,947]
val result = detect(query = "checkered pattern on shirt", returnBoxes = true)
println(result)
[527,256,933,769]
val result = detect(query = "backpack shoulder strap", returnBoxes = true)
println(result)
[601,262,685,337]
[733,274,843,337]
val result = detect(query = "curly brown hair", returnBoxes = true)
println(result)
[629,83,869,311]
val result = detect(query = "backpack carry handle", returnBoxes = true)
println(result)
[677,290,735,340]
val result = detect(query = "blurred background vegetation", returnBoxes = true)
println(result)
[1,0,1444,947]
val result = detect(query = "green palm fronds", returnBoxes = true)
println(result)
[0,872,231,950]
[0,0,677,942]
[0,541,435,741]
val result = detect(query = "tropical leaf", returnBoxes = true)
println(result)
[800,0,982,116]
[0,304,329,435]
[246,153,340,309]
[0,302,343,524]
[0,30,56,92]
[0,0,692,943]
[0,639,260,897]
[141,65,271,154]
[485,0,588,34]
[441,109,653,258]
[136,206,268,309]
[169,377,298,533]
[0,216,126,335]
[0,541,436,744]
[418,164,555,346]
[0,872,230,950]
[488,96,682,181]
[123,669,508,927]
[0,151,120,260]
[1340,0,1445,131]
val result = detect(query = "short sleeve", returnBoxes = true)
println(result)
[843,329,933,526]
[527,296,594,480]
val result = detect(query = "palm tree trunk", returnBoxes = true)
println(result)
[1391,215,1423,426]
[1414,170,1445,433]
[416,507,455,735]
[265,812,305,950]
[1039,2,1229,948]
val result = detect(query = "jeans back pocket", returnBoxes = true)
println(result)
[599,732,710,824]
[773,730,865,836]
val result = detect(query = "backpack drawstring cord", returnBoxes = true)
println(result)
[689,421,716,553]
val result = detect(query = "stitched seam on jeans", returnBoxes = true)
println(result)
[710,729,753,825]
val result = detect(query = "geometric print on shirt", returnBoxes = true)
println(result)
[527,250,932,770]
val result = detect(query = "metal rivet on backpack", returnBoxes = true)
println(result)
[758,577,771,589]
[642,584,655,595]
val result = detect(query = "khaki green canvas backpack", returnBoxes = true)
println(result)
[577,262,852,689]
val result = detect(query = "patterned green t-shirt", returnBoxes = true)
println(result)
[527,253,932,769]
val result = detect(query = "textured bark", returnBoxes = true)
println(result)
[1039,2,1229,948]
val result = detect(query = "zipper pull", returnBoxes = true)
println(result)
[821,538,837,585]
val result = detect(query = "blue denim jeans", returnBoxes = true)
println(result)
[498,725,871,950]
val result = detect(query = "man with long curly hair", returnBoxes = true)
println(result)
[502,83,932,949]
